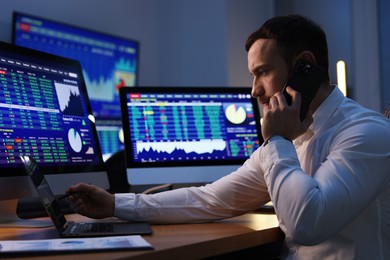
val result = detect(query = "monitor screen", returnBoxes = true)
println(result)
[95,118,125,161]
[12,11,139,159]
[120,86,263,185]
[0,41,108,225]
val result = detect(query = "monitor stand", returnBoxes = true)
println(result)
[0,199,52,228]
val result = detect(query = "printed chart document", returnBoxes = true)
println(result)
[0,235,153,255]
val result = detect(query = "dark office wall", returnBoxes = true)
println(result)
[154,0,229,86]
[379,0,390,109]
[275,0,352,93]
[0,0,388,111]
[0,0,160,86]
[226,1,274,87]
[276,0,386,112]
[350,1,382,111]
[0,0,272,88]
[152,0,272,87]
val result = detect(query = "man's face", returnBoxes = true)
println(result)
[247,39,290,107]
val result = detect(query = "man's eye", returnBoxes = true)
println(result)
[250,68,267,78]
[256,69,266,76]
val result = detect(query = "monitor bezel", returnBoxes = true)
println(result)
[119,86,263,169]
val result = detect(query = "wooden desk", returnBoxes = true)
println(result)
[0,212,284,259]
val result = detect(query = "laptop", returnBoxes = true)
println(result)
[20,155,152,237]
[119,86,263,185]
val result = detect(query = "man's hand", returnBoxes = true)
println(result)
[66,183,115,219]
[261,86,312,141]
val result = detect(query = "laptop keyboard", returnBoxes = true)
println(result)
[71,222,114,233]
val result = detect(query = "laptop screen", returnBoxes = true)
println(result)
[21,155,68,232]
[120,86,263,185]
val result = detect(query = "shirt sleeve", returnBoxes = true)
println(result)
[114,148,270,224]
[260,119,390,245]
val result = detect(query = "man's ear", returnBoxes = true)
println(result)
[294,51,316,64]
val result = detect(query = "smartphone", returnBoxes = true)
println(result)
[282,59,326,121]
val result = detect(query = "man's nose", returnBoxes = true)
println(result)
[251,79,262,98]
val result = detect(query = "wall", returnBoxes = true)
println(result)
[0,0,272,88]
[0,0,160,85]
[276,0,353,94]
[226,0,274,87]
[351,0,382,111]
[152,0,273,87]
[0,0,388,111]
[275,0,387,112]
[154,0,229,86]
[379,0,390,108]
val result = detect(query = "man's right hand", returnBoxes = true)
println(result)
[66,183,115,219]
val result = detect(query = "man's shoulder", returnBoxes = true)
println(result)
[339,98,389,126]
[323,99,390,144]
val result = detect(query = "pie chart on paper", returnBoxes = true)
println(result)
[225,104,247,124]
[68,128,82,153]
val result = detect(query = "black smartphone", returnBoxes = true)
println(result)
[282,59,326,121]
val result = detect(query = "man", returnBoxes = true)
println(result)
[68,14,390,259]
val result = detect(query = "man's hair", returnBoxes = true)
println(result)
[245,14,329,73]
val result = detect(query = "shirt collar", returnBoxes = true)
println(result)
[310,85,345,135]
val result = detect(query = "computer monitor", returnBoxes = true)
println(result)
[12,11,140,160]
[119,86,263,185]
[0,41,108,226]
[95,118,125,161]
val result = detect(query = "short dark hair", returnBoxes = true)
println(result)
[245,14,329,73]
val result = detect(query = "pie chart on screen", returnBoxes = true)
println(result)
[68,128,82,153]
[225,104,246,124]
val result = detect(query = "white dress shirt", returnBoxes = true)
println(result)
[115,87,390,259]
